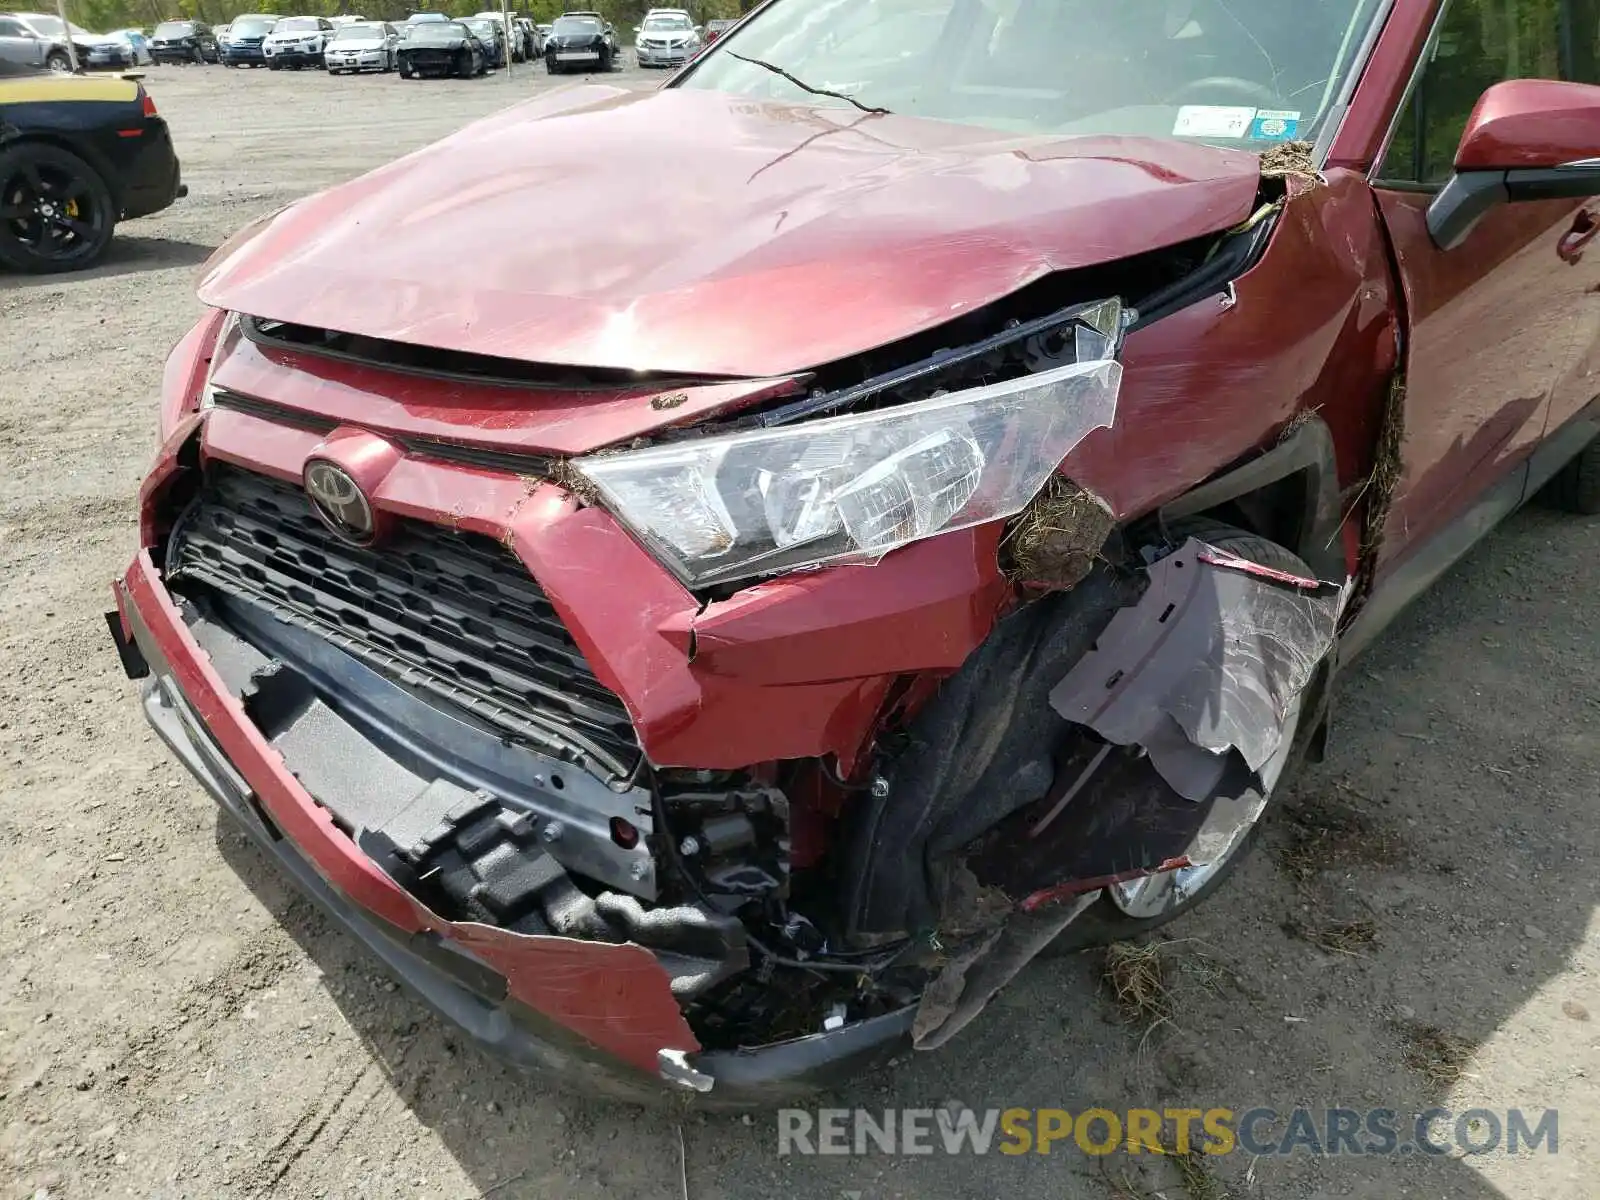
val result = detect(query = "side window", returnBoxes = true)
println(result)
[1380,0,1567,185]
[0,18,25,36]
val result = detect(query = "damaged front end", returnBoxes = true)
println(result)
[114,210,1355,1100]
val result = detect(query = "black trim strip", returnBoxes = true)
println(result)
[208,389,561,476]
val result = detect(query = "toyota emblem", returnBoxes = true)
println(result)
[304,460,376,545]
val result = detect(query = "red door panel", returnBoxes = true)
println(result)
[1372,188,1600,568]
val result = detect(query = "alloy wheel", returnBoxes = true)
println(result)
[0,150,111,272]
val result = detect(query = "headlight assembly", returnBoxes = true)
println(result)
[573,319,1123,587]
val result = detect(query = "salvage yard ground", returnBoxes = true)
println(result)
[2,67,1598,1200]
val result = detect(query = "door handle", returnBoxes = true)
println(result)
[1559,209,1599,264]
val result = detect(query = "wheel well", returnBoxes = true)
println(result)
[1157,414,1346,582]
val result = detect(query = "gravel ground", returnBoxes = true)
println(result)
[2,65,1598,1200]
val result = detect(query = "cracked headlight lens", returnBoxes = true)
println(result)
[574,352,1122,587]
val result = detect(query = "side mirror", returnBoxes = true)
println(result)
[1429,79,1600,250]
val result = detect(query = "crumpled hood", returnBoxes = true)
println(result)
[200,86,1262,378]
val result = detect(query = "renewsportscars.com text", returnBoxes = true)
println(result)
[777,1106,1558,1158]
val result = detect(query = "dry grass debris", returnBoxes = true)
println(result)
[1399,1021,1476,1087]
[1103,941,1173,1034]
[1259,139,1319,183]
[1276,793,1406,881]
[1287,917,1378,956]
[1002,476,1115,589]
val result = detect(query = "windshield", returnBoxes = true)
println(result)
[680,0,1382,147]
[276,17,320,32]
[332,23,380,39]
[553,16,600,34]
[643,14,694,31]
[230,16,276,35]
[409,21,466,42]
[153,21,197,37]
[465,19,498,35]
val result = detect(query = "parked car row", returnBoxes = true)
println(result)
[4,7,708,80]
[0,11,152,71]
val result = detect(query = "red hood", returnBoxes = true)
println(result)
[200,86,1262,378]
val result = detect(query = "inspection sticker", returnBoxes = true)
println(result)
[1248,110,1302,141]
[1172,105,1257,139]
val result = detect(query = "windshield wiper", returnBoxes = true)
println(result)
[727,51,891,115]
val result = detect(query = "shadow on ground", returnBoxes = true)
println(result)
[0,235,214,288]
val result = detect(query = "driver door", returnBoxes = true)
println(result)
[1369,0,1600,573]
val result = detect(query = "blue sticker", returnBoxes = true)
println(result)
[1249,110,1301,141]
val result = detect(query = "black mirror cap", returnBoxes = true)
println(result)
[1427,162,1600,250]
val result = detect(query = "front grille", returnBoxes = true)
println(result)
[168,464,641,780]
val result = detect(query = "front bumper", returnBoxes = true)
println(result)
[83,48,134,68]
[220,45,267,63]
[110,550,914,1104]
[266,47,323,65]
[549,45,603,64]
[149,44,197,62]
[636,46,691,66]
[326,51,386,70]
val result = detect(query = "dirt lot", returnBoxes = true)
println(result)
[3,65,1598,1200]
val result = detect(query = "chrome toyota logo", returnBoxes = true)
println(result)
[304,460,375,544]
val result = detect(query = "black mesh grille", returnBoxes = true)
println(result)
[168,464,641,779]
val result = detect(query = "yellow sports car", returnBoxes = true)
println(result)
[0,61,184,272]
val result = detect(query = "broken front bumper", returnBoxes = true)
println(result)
[110,551,913,1105]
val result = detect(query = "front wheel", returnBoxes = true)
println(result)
[45,50,71,72]
[0,142,117,274]
[1041,525,1323,954]
[398,59,412,78]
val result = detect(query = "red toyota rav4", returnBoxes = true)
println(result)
[111,0,1600,1103]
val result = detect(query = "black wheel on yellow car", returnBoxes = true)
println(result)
[0,143,116,274]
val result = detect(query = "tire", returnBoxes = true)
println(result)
[1040,522,1322,955]
[1541,437,1600,515]
[0,142,117,274]
[398,59,412,78]
[45,50,71,73]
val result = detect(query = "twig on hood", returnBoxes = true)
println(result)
[727,51,891,114]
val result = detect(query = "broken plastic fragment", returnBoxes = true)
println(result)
[1049,539,1341,799]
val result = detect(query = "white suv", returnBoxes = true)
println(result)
[262,15,332,69]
